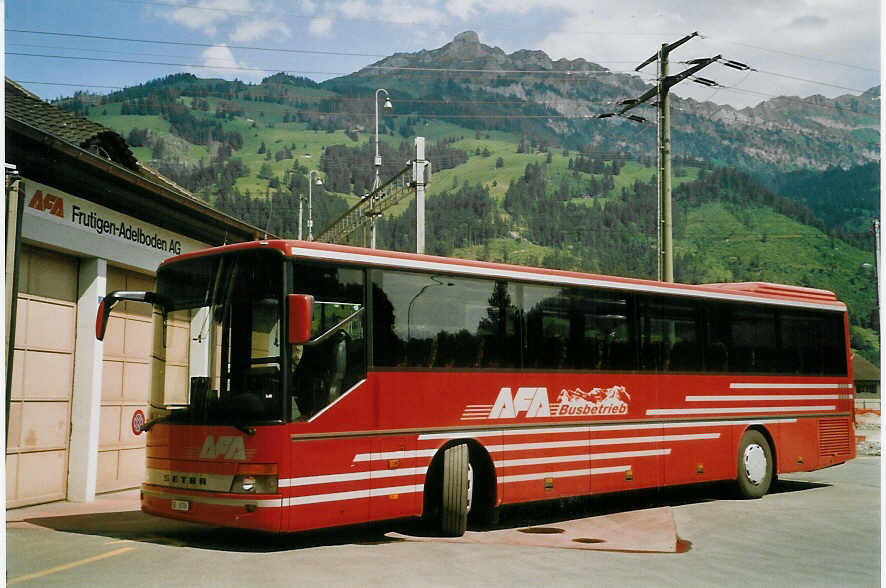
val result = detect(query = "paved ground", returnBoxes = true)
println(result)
[6,456,881,587]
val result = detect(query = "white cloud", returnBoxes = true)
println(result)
[376,0,446,24]
[338,0,371,20]
[309,15,334,36]
[187,44,264,82]
[443,0,479,20]
[162,0,253,36]
[230,18,292,42]
[334,0,444,25]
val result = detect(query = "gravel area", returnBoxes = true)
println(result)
[855,411,880,456]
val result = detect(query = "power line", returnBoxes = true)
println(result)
[7,48,636,80]
[13,80,126,90]
[677,58,873,95]
[6,28,388,58]
[741,68,869,94]
[705,36,879,74]
[5,50,661,86]
[7,51,350,77]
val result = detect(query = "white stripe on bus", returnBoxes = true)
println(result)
[729,383,851,389]
[280,466,429,488]
[284,484,424,506]
[686,395,840,401]
[498,466,630,484]
[418,419,797,441]
[351,433,717,463]
[647,406,835,416]
[351,449,438,463]
[484,433,720,453]
[495,449,670,468]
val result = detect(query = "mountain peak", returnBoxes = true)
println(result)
[453,30,480,45]
[436,30,501,60]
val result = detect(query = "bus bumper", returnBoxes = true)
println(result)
[141,484,283,532]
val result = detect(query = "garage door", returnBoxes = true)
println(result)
[97,267,156,493]
[6,246,78,508]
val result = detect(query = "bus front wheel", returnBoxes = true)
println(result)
[736,430,774,499]
[440,443,471,536]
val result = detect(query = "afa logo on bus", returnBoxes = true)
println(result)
[486,385,630,419]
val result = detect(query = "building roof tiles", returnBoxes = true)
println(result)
[5,78,138,169]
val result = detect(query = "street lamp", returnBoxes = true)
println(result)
[297,191,304,240]
[285,169,305,240]
[370,88,392,248]
[308,170,322,241]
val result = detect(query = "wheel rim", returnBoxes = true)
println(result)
[465,462,474,514]
[743,443,767,485]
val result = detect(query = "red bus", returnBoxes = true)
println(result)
[97,240,855,536]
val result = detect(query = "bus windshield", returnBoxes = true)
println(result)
[152,249,284,427]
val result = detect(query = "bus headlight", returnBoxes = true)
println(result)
[231,464,278,494]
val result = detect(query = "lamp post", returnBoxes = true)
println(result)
[297,192,304,240]
[286,169,305,240]
[308,170,321,241]
[370,88,392,248]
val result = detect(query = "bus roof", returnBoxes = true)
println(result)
[160,239,846,313]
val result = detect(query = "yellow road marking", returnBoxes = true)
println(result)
[8,547,134,585]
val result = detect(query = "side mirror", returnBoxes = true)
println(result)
[288,294,314,344]
[96,290,157,340]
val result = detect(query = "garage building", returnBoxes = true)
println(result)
[5,79,265,507]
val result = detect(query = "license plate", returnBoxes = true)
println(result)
[171,499,190,512]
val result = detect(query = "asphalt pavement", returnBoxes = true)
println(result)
[6,456,882,587]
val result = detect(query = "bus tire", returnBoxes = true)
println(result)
[441,443,470,537]
[736,430,774,499]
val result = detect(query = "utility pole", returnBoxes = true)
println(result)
[414,137,428,254]
[657,43,673,282]
[601,32,725,282]
[371,89,392,249]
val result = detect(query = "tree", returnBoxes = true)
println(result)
[258,162,274,180]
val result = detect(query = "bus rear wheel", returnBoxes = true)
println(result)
[441,443,471,537]
[736,430,774,499]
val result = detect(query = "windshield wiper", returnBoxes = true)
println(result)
[140,408,189,432]
[233,422,256,436]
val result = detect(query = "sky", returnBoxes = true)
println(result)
[4,0,882,109]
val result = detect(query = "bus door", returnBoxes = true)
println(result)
[574,290,663,495]
[285,261,371,531]
[645,296,703,488]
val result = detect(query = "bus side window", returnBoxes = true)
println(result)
[731,307,777,373]
[639,296,699,372]
[289,263,366,420]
